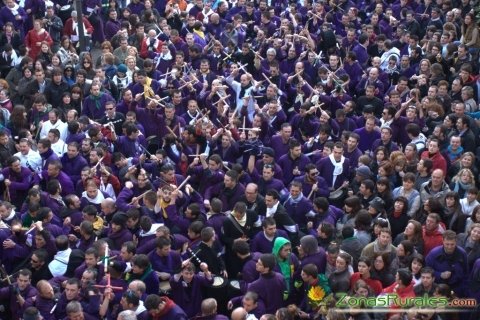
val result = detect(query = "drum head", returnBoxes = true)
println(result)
[230,280,240,289]
[213,276,225,287]
[159,281,171,291]
[60,5,71,11]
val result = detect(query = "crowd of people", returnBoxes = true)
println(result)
[0,0,478,319]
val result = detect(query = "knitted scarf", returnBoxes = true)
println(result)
[90,93,103,109]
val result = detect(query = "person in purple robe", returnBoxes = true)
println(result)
[35,280,57,320]
[316,142,351,191]
[61,142,88,185]
[41,160,75,197]
[251,217,289,254]
[81,83,115,121]
[107,212,134,251]
[2,156,40,208]
[293,164,330,200]
[296,235,327,275]
[353,116,381,153]
[54,278,100,319]
[352,33,369,68]
[169,262,214,318]
[38,138,60,171]
[0,0,27,37]
[204,170,245,212]
[148,236,182,281]
[83,0,105,45]
[283,181,314,232]
[268,124,293,162]
[127,254,160,295]
[104,9,121,40]
[0,268,37,320]
[277,139,312,186]
[247,253,286,314]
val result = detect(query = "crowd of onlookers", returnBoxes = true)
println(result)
[0,0,479,319]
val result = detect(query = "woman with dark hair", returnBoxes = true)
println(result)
[408,253,424,285]
[354,210,372,247]
[414,197,443,224]
[460,12,480,55]
[17,66,34,100]
[63,65,76,86]
[336,195,362,235]
[466,205,480,232]
[77,53,95,79]
[387,196,410,240]
[443,191,467,234]
[370,252,395,288]
[370,146,389,177]
[70,85,84,114]
[394,220,425,255]
[376,176,393,212]
[350,257,383,295]
[57,36,79,66]
[328,252,352,294]
[396,239,416,269]
[36,41,54,65]
[7,105,30,138]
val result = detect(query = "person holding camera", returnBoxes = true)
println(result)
[44,6,63,53]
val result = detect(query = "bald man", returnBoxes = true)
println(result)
[231,307,248,320]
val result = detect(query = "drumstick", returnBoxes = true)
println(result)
[212,94,231,105]
[262,73,274,86]
[128,190,151,205]
[174,175,191,191]
[242,116,246,133]
[307,187,315,199]
[238,127,261,131]
[165,126,178,138]
[93,156,105,169]
[25,225,37,235]
[187,248,202,265]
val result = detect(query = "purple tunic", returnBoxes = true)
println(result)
[248,272,286,314]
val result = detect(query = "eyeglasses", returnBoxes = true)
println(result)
[310,171,319,176]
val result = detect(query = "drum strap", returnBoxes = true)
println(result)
[227,215,245,236]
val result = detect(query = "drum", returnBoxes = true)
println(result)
[58,5,73,23]
[159,281,171,295]
[228,279,242,296]
[209,276,228,315]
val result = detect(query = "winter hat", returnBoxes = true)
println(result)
[356,165,372,179]
[262,147,275,158]
[369,197,385,213]
[117,64,127,74]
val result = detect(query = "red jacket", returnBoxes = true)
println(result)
[420,151,447,175]
[382,280,416,317]
[140,37,163,59]
[350,272,383,295]
[422,223,445,255]
[63,17,94,40]
[25,29,53,59]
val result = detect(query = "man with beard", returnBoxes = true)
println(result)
[2,156,39,208]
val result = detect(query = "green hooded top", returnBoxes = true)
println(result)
[273,237,293,292]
